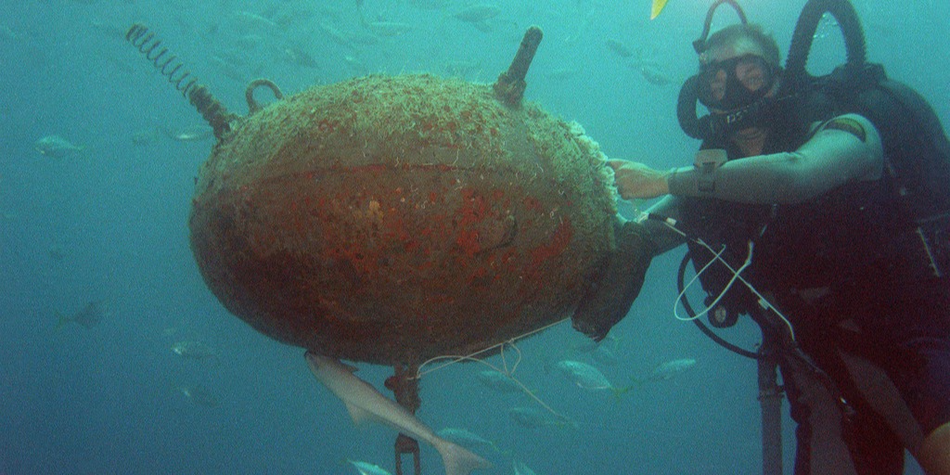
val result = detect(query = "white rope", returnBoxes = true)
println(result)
[411,317,572,420]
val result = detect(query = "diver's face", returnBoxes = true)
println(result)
[699,38,775,109]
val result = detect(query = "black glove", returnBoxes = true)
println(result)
[571,219,655,341]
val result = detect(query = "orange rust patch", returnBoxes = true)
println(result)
[530,219,574,266]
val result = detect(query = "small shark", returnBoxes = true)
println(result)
[305,352,492,475]
[512,460,538,475]
[348,459,393,475]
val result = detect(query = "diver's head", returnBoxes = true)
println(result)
[696,24,781,112]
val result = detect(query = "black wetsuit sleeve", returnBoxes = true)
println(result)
[667,114,884,204]
[636,195,687,255]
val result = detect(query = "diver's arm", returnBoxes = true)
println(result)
[611,114,884,204]
[667,114,884,204]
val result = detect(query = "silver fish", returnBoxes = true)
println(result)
[475,370,523,393]
[178,384,219,407]
[171,340,217,360]
[34,135,84,158]
[319,21,357,49]
[634,63,675,86]
[164,126,214,142]
[554,360,617,391]
[306,352,492,475]
[507,407,568,429]
[282,45,320,69]
[451,5,502,23]
[643,358,696,383]
[131,128,160,146]
[228,11,279,34]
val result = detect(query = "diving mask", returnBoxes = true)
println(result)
[697,54,777,111]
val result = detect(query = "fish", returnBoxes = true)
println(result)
[228,11,280,34]
[346,30,381,47]
[451,5,502,23]
[348,459,393,475]
[638,66,673,86]
[512,460,538,475]
[56,300,110,329]
[34,135,85,158]
[590,345,620,366]
[409,0,450,10]
[163,126,214,142]
[604,39,634,58]
[651,0,670,20]
[553,360,631,397]
[363,21,414,37]
[89,19,129,40]
[233,34,266,51]
[48,244,66,262]
[131,128,160,146]
[466,20,494,34]
[475,370,523,394]
[209,55,252,84]
[633,62,675,86]
[318,21,358,49]
[281,45,320,69]
[178,383,220,407]
[506,407,571,429]
[305,352,492,475]
[354,1,414,38]
[442,60,483,79]
[437,427,503,453]
[171,340,217,360]
[569,334,622,365]
[639,358,696,383]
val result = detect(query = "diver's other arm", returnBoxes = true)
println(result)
[570,196,686,341]
[637,195,687,255]
[612,114,884,204]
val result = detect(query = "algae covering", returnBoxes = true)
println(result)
[189,74,622,365]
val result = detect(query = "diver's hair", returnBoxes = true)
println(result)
[706,24,781,66]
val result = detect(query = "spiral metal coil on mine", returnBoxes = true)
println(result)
[125,23,198,98]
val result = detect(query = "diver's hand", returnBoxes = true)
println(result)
[606,159,671,200]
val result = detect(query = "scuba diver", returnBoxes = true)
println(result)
[571,0,950,473]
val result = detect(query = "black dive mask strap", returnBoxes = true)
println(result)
[693,0,749,54]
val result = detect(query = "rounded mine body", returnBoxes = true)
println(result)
[189,74,619,365]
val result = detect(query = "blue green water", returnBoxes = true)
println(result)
[1,1,945,473]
